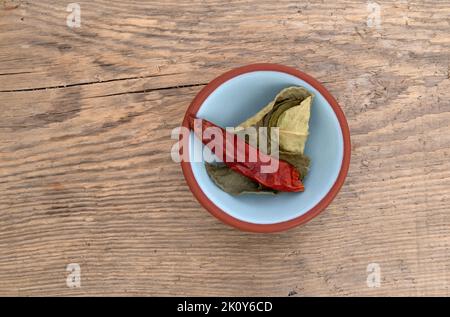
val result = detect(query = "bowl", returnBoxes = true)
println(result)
[181,64,350,233]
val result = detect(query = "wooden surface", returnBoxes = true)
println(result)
[0,0,449,296]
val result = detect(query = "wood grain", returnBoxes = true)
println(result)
[0,0,449,296]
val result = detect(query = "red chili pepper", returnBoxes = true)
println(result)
[188,116,304,192]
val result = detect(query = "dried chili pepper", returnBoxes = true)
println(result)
[188,115,304,192]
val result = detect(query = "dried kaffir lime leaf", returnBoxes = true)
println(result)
[204,86,314,195]
[239,86,312,130]
[276,96,312,154]
[205,163,276,195]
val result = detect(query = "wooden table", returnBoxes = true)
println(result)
[1,0,449,296]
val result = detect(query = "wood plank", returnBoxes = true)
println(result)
[0,0,449,296]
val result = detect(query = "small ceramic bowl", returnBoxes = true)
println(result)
[181,64,350,233]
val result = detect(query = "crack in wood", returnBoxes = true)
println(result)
[85,82,208,99]
[0,71,32,76]
[0,72,183,93]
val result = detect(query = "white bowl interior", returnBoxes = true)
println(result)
[189,71,343,224]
